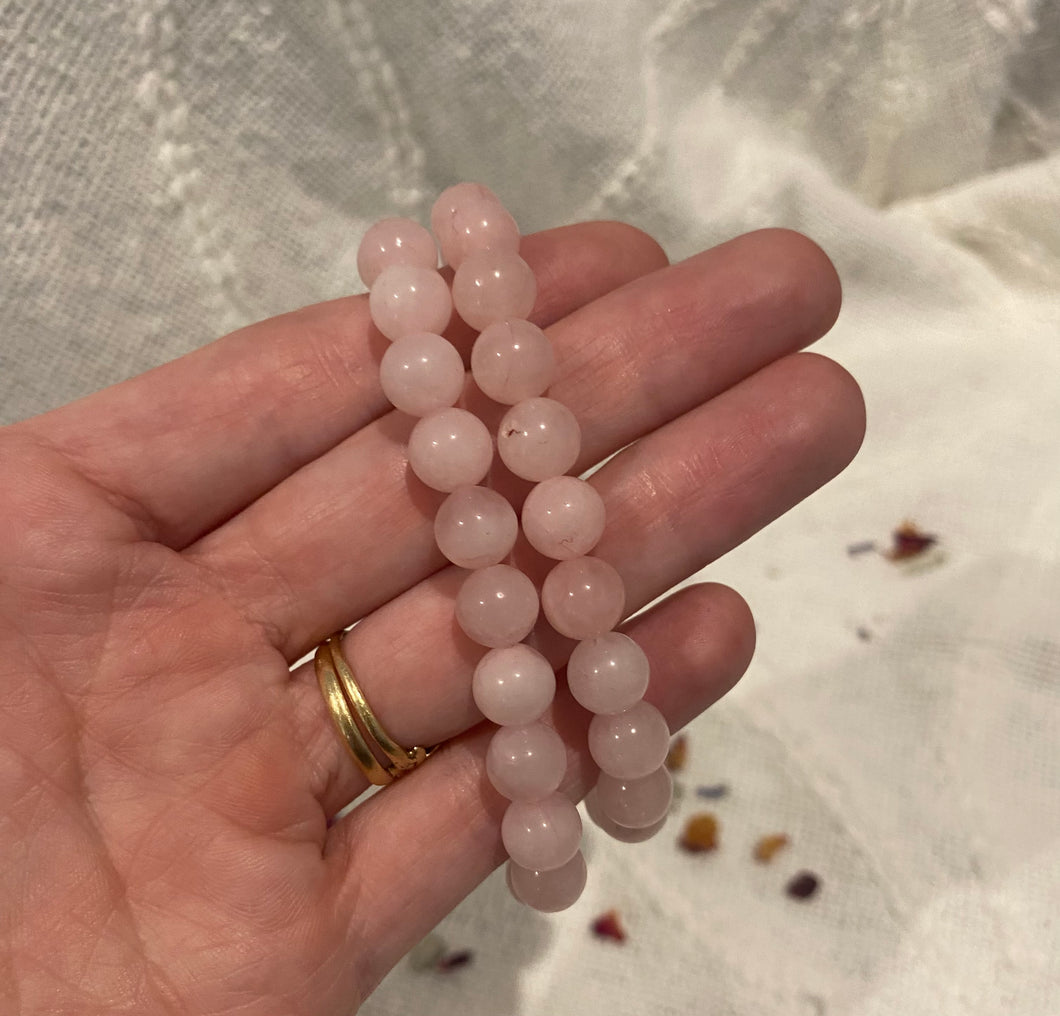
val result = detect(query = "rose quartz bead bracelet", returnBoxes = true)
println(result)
[357,183,673,912]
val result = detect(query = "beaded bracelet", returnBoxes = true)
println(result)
[358,184,674,912]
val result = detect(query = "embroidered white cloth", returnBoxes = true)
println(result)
[2,2,1057,1013]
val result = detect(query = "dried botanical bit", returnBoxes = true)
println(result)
[753,833,790,863]
[695,783,729,800]
[664,734,688,772]
[591,910,626,943]
[408,932,446,971]
[847,539,877,556]
[678,812,719,852]
[436,949,474,972]
[885,521,938,561]
[785,871,820,900]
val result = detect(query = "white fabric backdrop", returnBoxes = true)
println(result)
[1,2,1057,1013]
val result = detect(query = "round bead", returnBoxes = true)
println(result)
[496,397,580,482]
[506,851,587,912]
[566,632,650,715]
[455,564,539,649]
[501,792,582,872]
[521,476,606,561]
[368,265,452,341]
[595,766,673,829]
[452,251,537,332]
[434,485,518,569]
[430,182,520,268]
[407,408,493,492]
[486,722,567,801]
[587,700,671,780]
[379,332,465,417]
[472,643,556,726]
[357,217,438,288]
[585,788,667,843]
[541,557,625,640]
[470,319,556,404]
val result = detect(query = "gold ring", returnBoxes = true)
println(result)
[314,632,435,786]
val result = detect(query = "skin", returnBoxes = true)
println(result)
[0,222,864,1015]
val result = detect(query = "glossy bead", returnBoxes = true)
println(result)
[595,766,673,829]
[486,722,567,801]
[452,251,537,331]
[471,319,556,405]
[506,851,587,912]
[496,397,580,482]
[521,476,605,560]
[407,408,493,492]
[455,564,539,649]
[541,556,625,640]
[434,485,518,568]
[587,700,671,780]
[566,632,650,715]
[368,265,452,341]
[379,332,465,416]
[472,643,556,725]
[357,217,437,288]
[501,792,582,872]
[430,182,520,268]
[585,788,667,843]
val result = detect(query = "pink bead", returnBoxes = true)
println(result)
[595,766,673,829]
[501,792,582,872]
[486,723,567,801]
[368,265,452,341]
[496,397,581,482]
[521,476,606,561]
[585,788,667,843]
[434,485,517,569]
[472,643,556,725]
[379,332,465,417]
[507,851,587,912]
[541,557,625,640]
[407,408,493,492]
[451,252,537,332]
[357,217,438,288]
[471,319,556,405]
[430,182,520,268]
[566,632,650,715]
[587,700,671,780]
[455,564,539,649]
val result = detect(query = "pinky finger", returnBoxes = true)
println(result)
[326,581,754,999]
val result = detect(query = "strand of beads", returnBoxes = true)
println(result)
[433,184,586,913]
[357,184,673,914]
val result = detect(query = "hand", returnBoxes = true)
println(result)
[0,222,863,1014]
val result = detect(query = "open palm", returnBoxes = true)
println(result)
[0,222,863,1014]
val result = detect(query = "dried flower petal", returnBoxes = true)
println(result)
[436,950,474,972]
[785,871,820,900]
[886,521,938,561]
[664,734,688,772]
[591,910,626,942]
[753,833,790,863]
[678,812,719,852]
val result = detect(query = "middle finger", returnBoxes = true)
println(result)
[188,228,841,660]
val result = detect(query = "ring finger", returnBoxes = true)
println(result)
[292,350,864,815]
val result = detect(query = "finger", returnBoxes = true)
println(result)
[193,229,842,657]
[325,581,754,1001]
[17,222,667,547]
[289,351,863,816]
